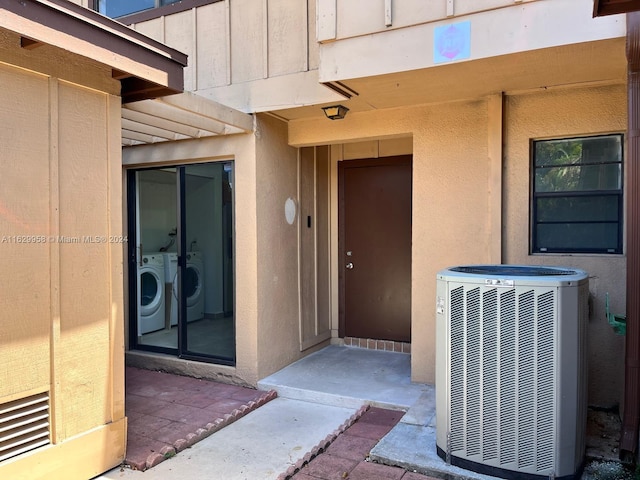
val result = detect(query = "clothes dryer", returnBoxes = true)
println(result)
[184,251,205,323]
[164,252,205,324]
[163,252,178,327]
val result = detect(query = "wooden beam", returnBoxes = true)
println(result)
[112,69,131,80]
[121,107,209,138]
[20,37,42,49]
[124,99,228,135]
[121,129,158,144]
[121,118,184,141]
[594,0,640,16]
[620,10,640,460]
[159,92,254,132]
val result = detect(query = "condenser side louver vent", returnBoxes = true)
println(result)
[0,392,50,462]
[448,285,557,473]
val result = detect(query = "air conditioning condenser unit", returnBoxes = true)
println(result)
[435,265,589,480]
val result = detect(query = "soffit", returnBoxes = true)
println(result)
[121,92,254,146]
[275,38,626,122]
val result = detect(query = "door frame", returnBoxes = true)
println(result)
[337,155,413,340]
[126,165,236,366]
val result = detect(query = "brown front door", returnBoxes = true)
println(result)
[338,156,412,342]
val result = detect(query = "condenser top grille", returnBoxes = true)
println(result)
[450,265,578,276]
[439,265,588,288]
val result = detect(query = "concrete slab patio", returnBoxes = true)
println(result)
[258,344,431,410]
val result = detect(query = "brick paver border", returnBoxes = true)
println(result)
[277,404,371,480]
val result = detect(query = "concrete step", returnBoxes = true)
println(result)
[257,345,429,410]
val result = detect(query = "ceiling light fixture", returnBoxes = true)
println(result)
[321,104,349,120]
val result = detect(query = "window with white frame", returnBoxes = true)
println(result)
[531,134,623,254]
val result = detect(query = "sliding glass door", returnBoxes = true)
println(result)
[129,161,235,365]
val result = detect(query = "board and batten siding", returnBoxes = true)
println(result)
[0,42,126,479]
[131,0,312,92]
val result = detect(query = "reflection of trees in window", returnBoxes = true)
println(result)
[535,137,621,193]
[535,140,582,192]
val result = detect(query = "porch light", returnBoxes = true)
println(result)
[322,104,349,120]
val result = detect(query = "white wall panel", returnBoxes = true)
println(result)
[166,10,196,90]
[196,1,229,89]
[308,0,319,69]
[268,0,308,76]
[230,0,265,82]
[132,17,164,43]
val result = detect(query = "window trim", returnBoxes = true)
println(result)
[92,0,223,24]
[530,133,624,255]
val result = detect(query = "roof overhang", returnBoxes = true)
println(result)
[0,0,187,102]
[594,0,640,16]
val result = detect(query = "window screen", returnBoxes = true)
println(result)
[532,134,623,254]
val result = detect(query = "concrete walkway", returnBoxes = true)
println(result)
[258,345,498,480]
[97,345,447,480]
[98,397,361,480]
[96,345,617,480]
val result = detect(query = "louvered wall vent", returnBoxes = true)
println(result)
[435,265,589,480]
[0,392,50,462]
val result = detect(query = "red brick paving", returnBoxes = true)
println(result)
[126,367,440,478]
[124,366,276,471]
[289,407,440,480]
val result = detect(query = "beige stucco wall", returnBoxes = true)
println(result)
[254,114,312,379]
[0,30,126,479]
[289,83,627,408]
[289,99,494,384]
[503,84,627,408]
[122,132,262,385]
[123,116,328,385]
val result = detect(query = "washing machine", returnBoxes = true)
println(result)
[137,253,165,334]
[163,252,178,327]
[164,252,205,324]
[184,251,205,323]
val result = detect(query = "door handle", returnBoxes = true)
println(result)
[346,262,354,270]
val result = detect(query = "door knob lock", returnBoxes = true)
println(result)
[346,262,354,269]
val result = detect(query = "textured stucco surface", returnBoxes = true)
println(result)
[255,114,309,379]
[122,132,260,385]
[503,84,627,407]
[289,83,628,408]
[289,100,493,385]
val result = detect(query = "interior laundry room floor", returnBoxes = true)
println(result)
[123,366,275,471]
[138,317,234,358]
